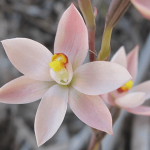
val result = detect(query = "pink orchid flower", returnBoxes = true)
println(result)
[0,4,131,146]
[101,46,150,116]
[131,0,150,20]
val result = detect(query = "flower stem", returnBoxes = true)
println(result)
[97,27,112,61]
[97,0,131,61]
[88,107,121,150]
[77,0,96,62]
[88,128,106,150]
[88,29,96,62]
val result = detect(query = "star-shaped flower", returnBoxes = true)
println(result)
[101,46,150,115]
[0,4,131,146]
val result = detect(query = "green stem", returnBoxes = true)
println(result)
[97,0,131,61]
[97,27,112,61]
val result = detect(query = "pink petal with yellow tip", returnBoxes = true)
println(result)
[0,76,55,104]
[35,84,68,146]
[127,46,139,82]
[129,80,150,100]
[69,86,113,135]
[2,38,53,81]
[131,0,150,20]
[111,46,127,68]
[125,106,150,116]
[115,92,145,108]
[54,4,88,70]
[72,61,132,95]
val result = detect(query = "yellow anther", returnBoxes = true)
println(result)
[49,53,68,73]
[117,80,133,93]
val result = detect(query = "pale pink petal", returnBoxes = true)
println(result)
[2,38,53,81]
[129,80,150,100]
[0,76,55,104]
[50,60,73,85]
[111,46,127,68]
[100,93,116,106]
[115,92,145,108]
[125,106,150,116]
[127,46,139,82]
[54,4,88,70]
[72,61,132,95]
[35,84,68,146]
[131,0,150,20]
[69,86,113,135]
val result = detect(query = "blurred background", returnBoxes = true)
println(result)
[0,0,150,150]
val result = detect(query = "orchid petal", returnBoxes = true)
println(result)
[72,61,132,95]
[125,106,150,116]
[0,76,55,104]
[69,86,113,135]
[35,84,68,146]
[127,46,139,82]
[129,80,150,100]
[111,46,127,68]
[54,4,88,70]
[115,92,145,108]
[2,38,53,81]
[131,0,150,20]
[100,93,116,106]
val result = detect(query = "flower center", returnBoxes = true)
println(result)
[117,80,133,93]
[49,53,68,73]
[49,53,69,84]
